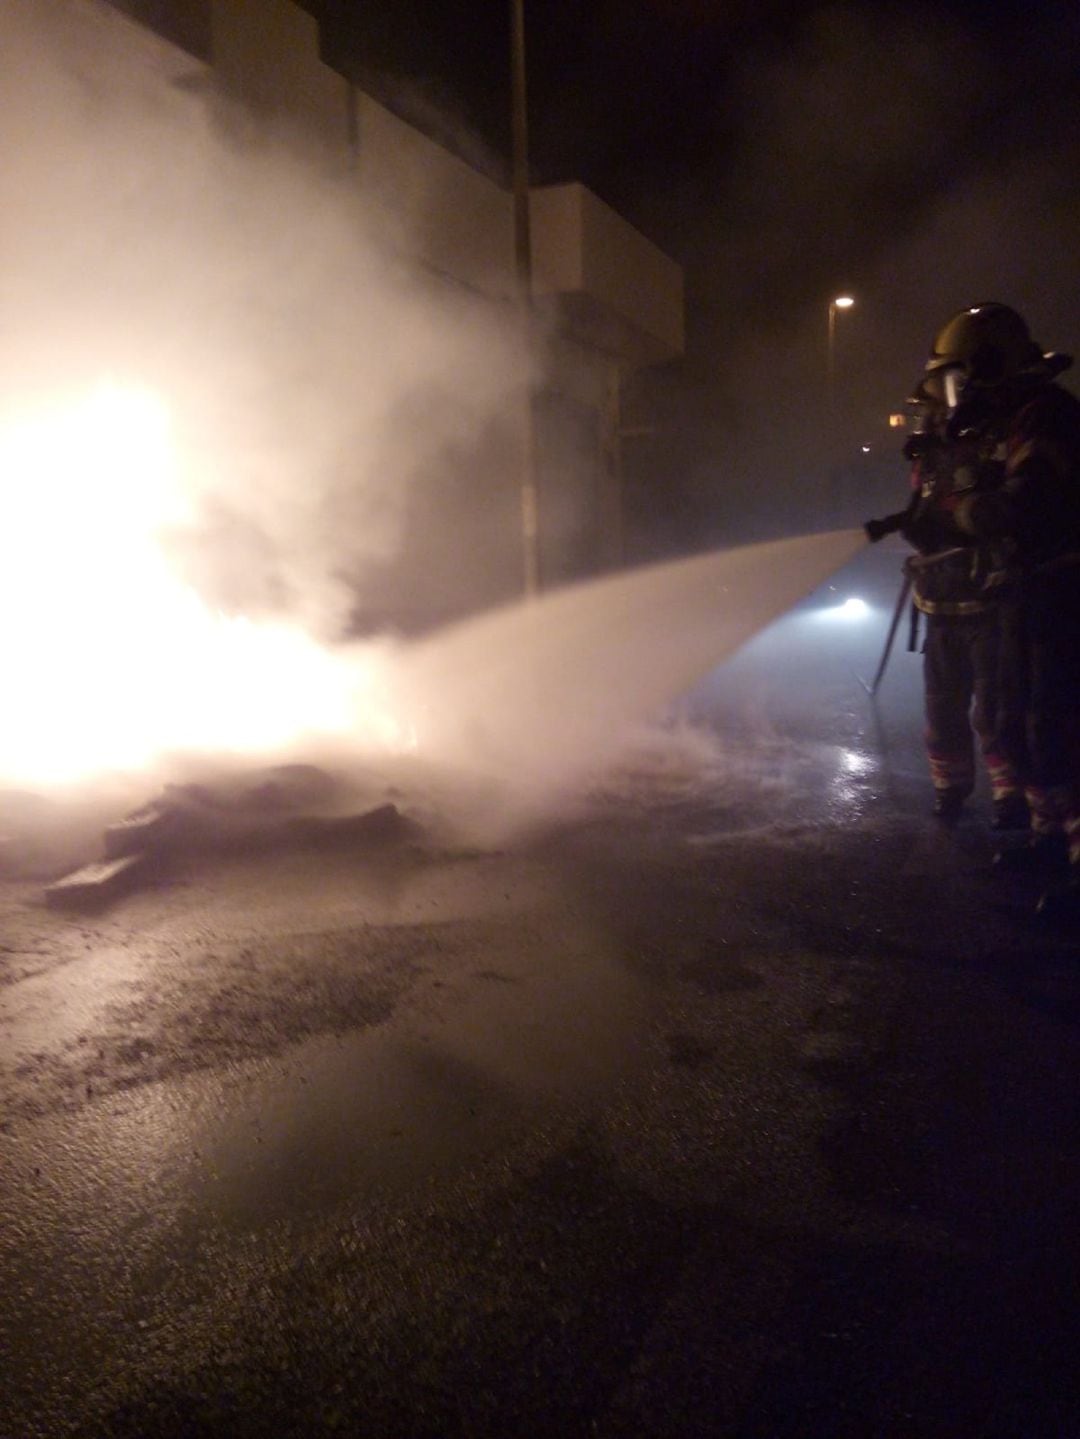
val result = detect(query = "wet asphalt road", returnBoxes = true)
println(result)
[2,553,1079,1439]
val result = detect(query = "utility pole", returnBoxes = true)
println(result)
[827,294,854,445]
[510,0,540,597]
[603,369,626,570]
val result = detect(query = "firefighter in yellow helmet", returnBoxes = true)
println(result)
[922,303,1080,918]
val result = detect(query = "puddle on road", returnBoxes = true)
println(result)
[3,907,648,1244]
[197,918,646,1228]
[198,1028,530,1228]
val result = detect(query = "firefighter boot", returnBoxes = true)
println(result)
[932,786,968,821]
[991,793,1030,831]
[993,832,1069,875]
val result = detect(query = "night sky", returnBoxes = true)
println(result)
[315,0,1080,548]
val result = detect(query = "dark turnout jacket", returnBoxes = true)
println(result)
[956,383,1080,570]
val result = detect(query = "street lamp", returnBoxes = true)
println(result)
[827,294,855,424]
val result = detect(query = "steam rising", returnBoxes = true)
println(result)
[0,0,526,638]
[0,0,526,790]
[394,528,867,805]
[0,1,866,822]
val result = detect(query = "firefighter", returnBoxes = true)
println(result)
[921,302,1080,918]
[865,387,1026,827]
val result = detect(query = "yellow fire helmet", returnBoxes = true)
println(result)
[924,303,1044,401]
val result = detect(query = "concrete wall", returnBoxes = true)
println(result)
[201,0,685,589]
[579,186,684,361]
[106,0,684,364]
[531,183,684,365]
[108,0,211,58]
[209,0,346,141]
[101,0,683,593]
[205,1,682,363]
[353,93,515,296]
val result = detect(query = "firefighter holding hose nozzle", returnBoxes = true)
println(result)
[865,372,1026,829]
[871,302,1080,921]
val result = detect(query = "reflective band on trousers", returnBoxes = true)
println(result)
[913,595,991,616]
[986,753,1022,801]
[1026,784,1073,835]
[928,752,974,790]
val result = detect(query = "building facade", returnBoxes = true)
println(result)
[100,0,685,618]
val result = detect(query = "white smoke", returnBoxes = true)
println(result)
[0,0,527,639]
[0,0,872,845]
[392,529,868,809]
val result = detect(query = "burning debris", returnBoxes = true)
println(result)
[39,764,411,911]
[44,853,151,910]
[1,0,877,880]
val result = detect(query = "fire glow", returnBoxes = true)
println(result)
[0,384,870,805]
[0,382,405,787]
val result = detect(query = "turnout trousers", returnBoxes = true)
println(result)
[995,568,1080,861]
[923,609,1020,802]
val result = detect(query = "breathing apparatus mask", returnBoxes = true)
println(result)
[940,367,967,413]
[901,382,946,463]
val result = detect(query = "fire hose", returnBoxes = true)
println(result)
[862,547,969,698]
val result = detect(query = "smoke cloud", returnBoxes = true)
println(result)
[0,0,880,839]
[0,0,528,640]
